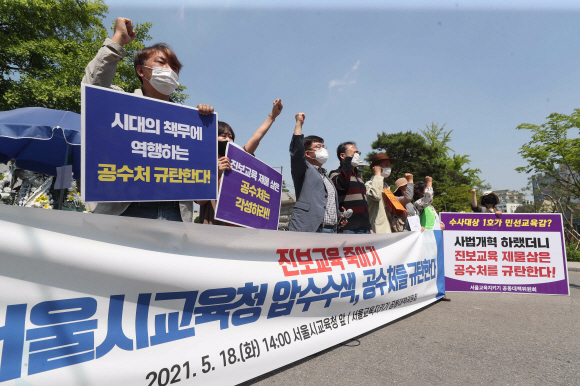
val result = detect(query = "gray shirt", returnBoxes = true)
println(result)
[81,39,194,221]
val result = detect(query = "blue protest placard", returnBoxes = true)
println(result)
[81,84,217,202]
[214,143,282,229]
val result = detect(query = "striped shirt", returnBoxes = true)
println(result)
[329,157,371,231]
[314,166,338,226]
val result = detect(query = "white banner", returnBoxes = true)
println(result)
[0,205,445,385]
[440,213,569,296]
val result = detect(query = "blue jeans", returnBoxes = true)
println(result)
[339,229,371,234]
[316,224,337,233]
[120,202,183,222]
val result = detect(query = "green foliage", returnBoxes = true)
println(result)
[516,110,580,202]
[1,0,188,112]
[61,200,86,212]
[365,130,441,182]
[432,185,472,213]
[516,110,580,233]
[282,180,289,193]
[420,122,453,159]
[566,243,580,262]
[1,194,14,205]
[421,123,485,188]
[364,123,486,213]
[194,216,200,224]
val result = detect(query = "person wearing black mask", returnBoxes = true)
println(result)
[196,99,283,225]
[471,189,502,217]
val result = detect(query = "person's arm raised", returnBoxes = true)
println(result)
[366,166,384,201]
[293,112,305,136]
[471,189,479,212]
[289,113,307,196]
[82,17,134,87]
[415,176,434,211]
[398,173,414,206]
[332,146,356,191]
[245,99,283,154]
[110,17,135,46]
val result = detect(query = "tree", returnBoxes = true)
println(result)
[516,110,580,247]
[432,185,473,213]
[1,0,187,113]
[516,110,580,203]
[363,130,442,183]
[364,123,487,213]
[420,123,485,188]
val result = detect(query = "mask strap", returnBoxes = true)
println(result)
[140,65,151,83]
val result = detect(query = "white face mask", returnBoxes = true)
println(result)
[350,152,361,167]
[381,167,391,178]
[309,148,329,165]
[142,66,180,95]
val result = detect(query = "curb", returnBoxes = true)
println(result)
[568,262,580,272]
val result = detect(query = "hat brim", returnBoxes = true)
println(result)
[370,158,396,168]
[480,192,500,205]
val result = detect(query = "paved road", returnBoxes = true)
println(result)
[243,272,580,386]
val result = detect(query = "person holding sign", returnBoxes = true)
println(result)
[414,177,445,230]
[365,153,396,234]
[82,17,214,221]
[471,189,503,217]
[288,113,345,233]
[197,99,284,225]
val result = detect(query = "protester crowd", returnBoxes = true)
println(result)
[83,17,502,236]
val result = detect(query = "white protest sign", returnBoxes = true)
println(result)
[0,205,445,385]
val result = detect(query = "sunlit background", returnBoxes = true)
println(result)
[103,0,580,197]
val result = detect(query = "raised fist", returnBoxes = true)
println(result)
[425,176,433,183]
[295,113,305,124]
[270,99,283,119]
[373,165,382,176]
[344,146,356,158]
[112,17,135,46]
[405,173,413,182]
[471,188,477,195]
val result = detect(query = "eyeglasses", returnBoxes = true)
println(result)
[308,144,327,151]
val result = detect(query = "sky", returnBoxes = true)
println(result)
[103,1,580,198]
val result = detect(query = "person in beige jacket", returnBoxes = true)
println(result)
[365,153,396,234]
[82,17,214,222]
